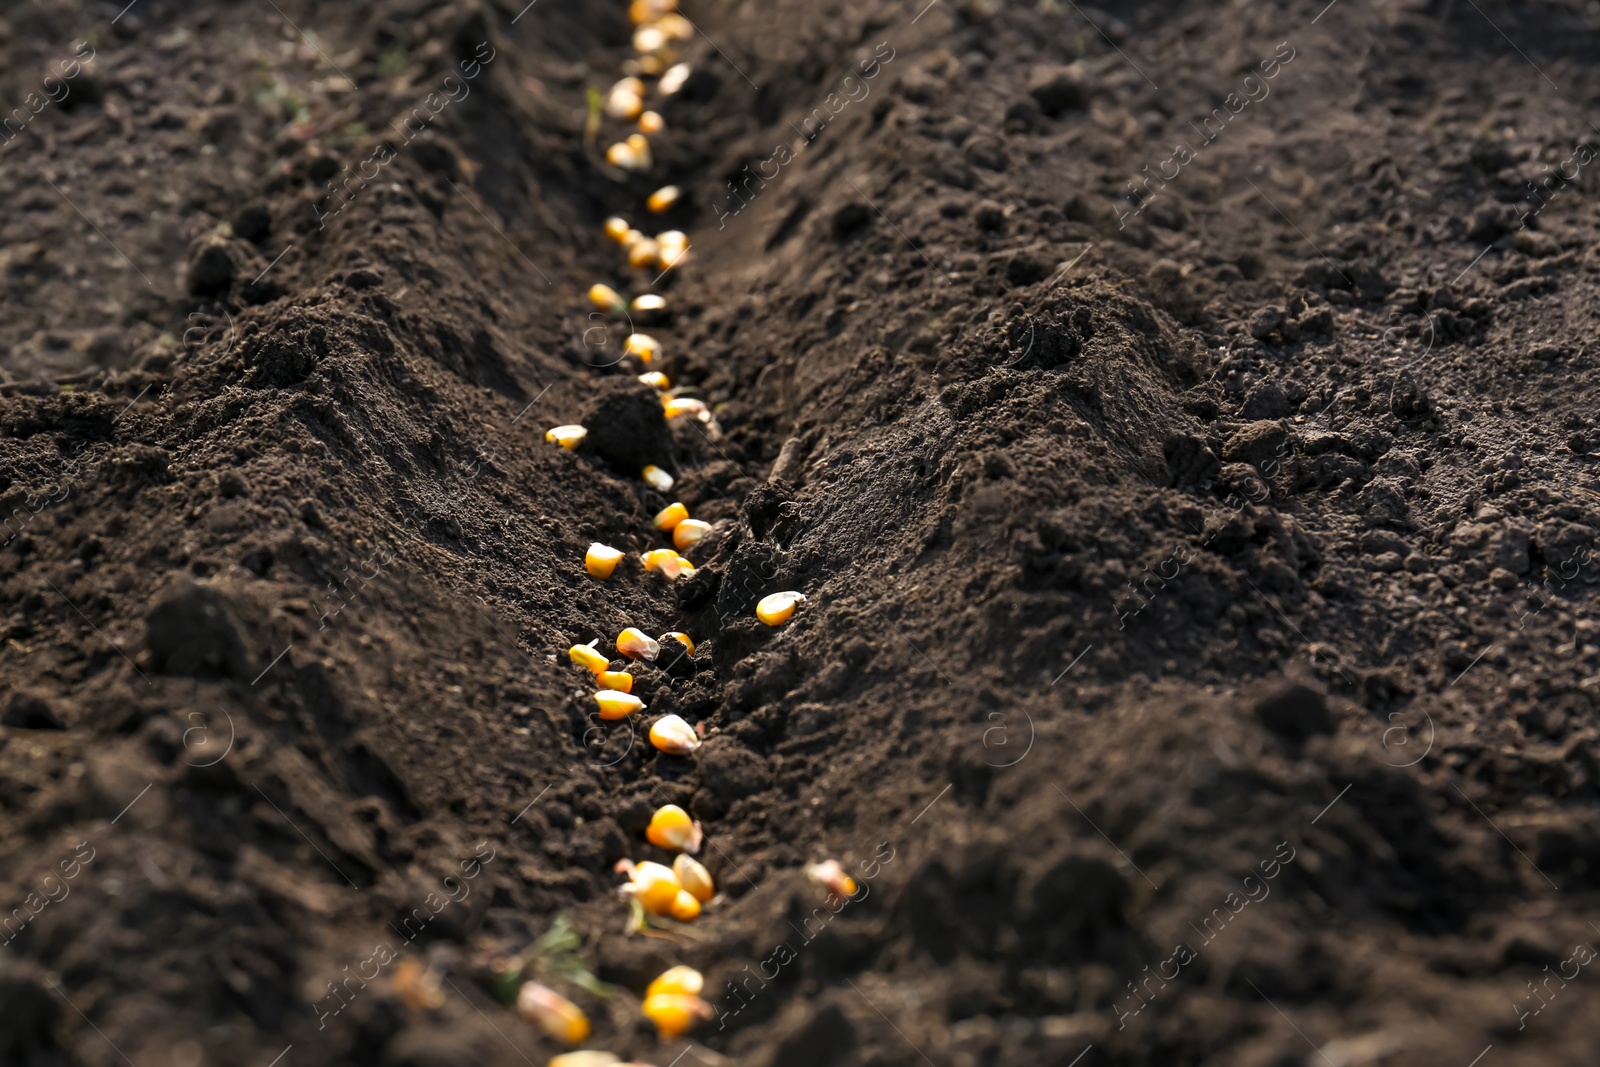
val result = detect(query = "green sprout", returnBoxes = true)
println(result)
[489,914,614,1004]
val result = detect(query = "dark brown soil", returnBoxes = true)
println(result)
[3,1,1600,1065]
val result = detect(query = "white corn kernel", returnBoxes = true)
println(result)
[642,465,674,491]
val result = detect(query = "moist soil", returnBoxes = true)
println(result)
[3,1,1600,1065]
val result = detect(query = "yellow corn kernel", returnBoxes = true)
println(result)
[671,856,713,903]
[667,889,701,922]
[640,547,681,573]
[662,397,708,420]
[652,502,688,531]
[676,559,697,578]
[606,90,643,121]
[627,238,660,270]
[546,425,587,450]
[649,714,700,756]
[607,137,651,172]
[654,14,694,40]
[595,690,645,720]
[603,216,631,243]
[605,77,646,120]
[648,965,705,999]
[517,982,589,1045]
[656,231,689,270]
[672,518,711,552]
[586,542,624,579]
[605,141,633,168]
[641,548,687,579]
[647,186,680,213]
[626,333,662,363]
[629,0,674,24]
[618,859,682,914]
[638,110,665,136]
[617,627,661,661]
[642,992,711,1039]
[658,62,691,96]
[569,642,609,674]
[756,590,806,626]
[597,670,634,693]
[549,1053,619,1067]
[638,54,666,76]
[661,631,694,655]
[632,293,667,313]
[646,804,702,852]
[642,464,674,491]
[589,284,625,313]
[806,859,858,900]
[622,227,647,250]
[391,958,446,1010]
[639,372,671,391]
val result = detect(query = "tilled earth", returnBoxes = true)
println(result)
[2,0,1600,1065]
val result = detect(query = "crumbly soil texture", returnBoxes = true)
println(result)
[3,0,1600,1064]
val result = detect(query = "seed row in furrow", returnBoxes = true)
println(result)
[516,2,819,1062]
